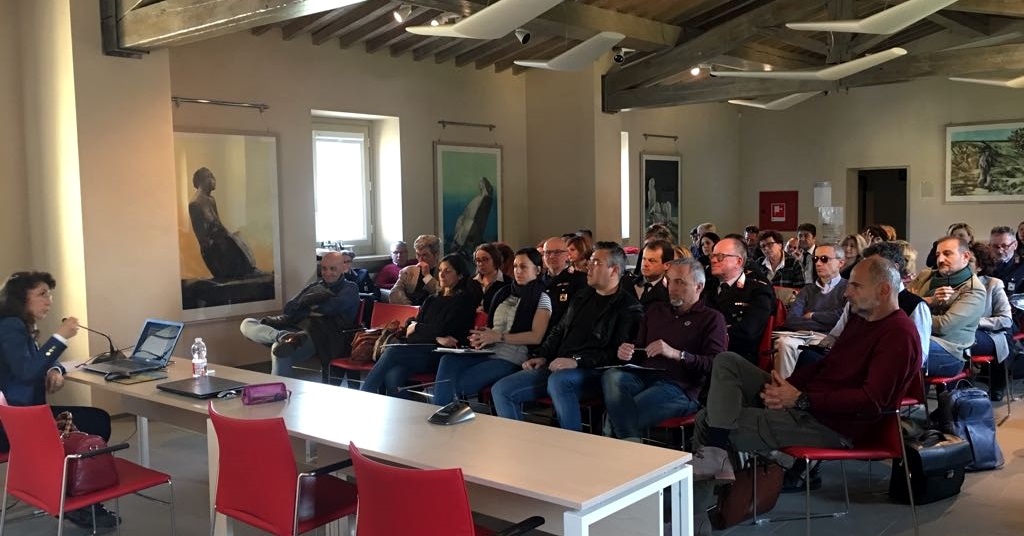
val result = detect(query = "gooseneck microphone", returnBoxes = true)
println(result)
[63,318,125,365]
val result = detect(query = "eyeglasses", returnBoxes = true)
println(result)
[758,242,777,250]
[991,243,1016,250]
[473,257,491,264]
[31,289,54,299]
[586,258,609,267]
[543,250,568,256]
[709,253,742,262]
[813,256,836,264]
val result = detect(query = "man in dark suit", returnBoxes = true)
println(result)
[701,237,774,365]
[623,239,671,311]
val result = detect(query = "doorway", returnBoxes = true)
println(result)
[858,168,907,239]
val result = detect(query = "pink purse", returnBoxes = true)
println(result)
[241,382,292,405]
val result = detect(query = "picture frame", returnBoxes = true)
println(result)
[434,142,502,258]
[174,130,282,321]
[641,153,682,242]
[946,120,1024,202]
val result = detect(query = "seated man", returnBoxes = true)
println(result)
[701,237,774,365]
[239,251,359,377]
[491,242,642,432]
[541,236,588,330]
[390,234,440,305]
[374,240,412,290]
[773,243,848,378]
[338,249,379,300]
[758,230,805,288]
[604,258,727,440]
[689,257,922,532]
[622,238,672,310]
[908,236,986,377]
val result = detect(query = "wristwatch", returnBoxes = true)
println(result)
[794,393,811,411]
[571,355,583,363]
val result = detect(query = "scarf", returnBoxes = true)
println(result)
[930,265,973,291]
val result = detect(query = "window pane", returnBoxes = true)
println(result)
[314,135,367,243]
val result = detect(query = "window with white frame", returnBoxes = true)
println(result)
[312,123,372,248]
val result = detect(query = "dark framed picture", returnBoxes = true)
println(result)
[641,153,681,241]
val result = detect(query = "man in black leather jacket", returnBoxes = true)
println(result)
[491,242,642,432]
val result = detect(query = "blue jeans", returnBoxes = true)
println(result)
[602,369,699,440]
[360,345,440,399]
[432,355,521,406]
[926,340,965,377]
[491,367,602,432]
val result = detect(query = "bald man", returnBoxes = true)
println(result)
[541,236,588,330]
[240,252,359,377]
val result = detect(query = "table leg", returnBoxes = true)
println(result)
[671,471,693,536]
[563,510,589,536]
[208,419,232,536]
[137,416,150,467]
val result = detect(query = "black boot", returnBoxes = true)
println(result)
[782,459,821,493]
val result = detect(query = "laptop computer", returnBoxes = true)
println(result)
[84,318,184,375]
[156,376,247,399]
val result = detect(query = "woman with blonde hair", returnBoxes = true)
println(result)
[566,234,593,274]
[839,234,868,279]
[893,240,918,283]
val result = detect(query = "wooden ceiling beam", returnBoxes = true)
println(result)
[338,8,417,49]
[926,11,991,37]
[605,42,1024,111]
[389,34,434,58]
[456,37,516,68]
[730,43,821,69]
[281,9,348,40]
[403,0,680,51]
[365,9,437,53]
[412,37,457,61]
[756,28,828,56]
[494,38,569,73]
[118,0,367,49]
[604,0,825,92]
[435,39,490,65]
[473,39,532,70]
[946,0,1024,17]
[311,0,393,45]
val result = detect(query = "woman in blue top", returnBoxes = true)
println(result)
[361,255,480,399]
[0,271,119,528]
[433,248,552,406]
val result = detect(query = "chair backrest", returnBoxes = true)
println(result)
[208,403,301,536]
[473,309,488,329]
[757,315,776,372]
[772,298,788,326]
[349,442,476,536]
[0,404,66,511]
[854,412,904,458]
[369,303,419,328]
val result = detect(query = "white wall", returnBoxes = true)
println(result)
[738,79,1024,258]
[0,0,28,277]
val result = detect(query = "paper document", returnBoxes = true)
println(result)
[596,363,666,371]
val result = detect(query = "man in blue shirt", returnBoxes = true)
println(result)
[240,252,359,377]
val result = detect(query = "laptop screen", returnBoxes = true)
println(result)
[130,319,184,364]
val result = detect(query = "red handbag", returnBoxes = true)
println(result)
[58,412,119,496]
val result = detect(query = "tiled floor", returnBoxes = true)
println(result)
[7,365,1024,535]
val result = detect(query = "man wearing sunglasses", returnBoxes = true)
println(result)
[773,244,848,379]
[701,238,774,365]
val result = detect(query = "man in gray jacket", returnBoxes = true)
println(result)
[908,236,986,377]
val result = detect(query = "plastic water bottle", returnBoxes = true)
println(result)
[191,337,208,377]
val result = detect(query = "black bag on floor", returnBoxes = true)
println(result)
[889,430,972,505]
[935,382,1005,471]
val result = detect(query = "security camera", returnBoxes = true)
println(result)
[515,28,531,45]
[612,46,634,64]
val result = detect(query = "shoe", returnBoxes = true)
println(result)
[781,461,822,493]
[990,389,1005,402]
[273,332,308,359]
[690,446,735,482]
[63,504,121,529]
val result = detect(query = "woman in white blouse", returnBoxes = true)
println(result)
[970,242,1013,401]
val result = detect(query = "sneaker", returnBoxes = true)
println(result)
[990,389,1005,402]
[272,332,308,359]
[781,460,822,493]
[690,446,735,482]
[63,504,121,529]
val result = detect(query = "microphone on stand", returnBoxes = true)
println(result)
[63,318,125,365]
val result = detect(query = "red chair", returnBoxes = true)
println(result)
[645,413,698,449]
[0,404,175,536]
[208,403,357,535]
[757,312,777,372]
[328,302,420,386]
[347,442,543,536]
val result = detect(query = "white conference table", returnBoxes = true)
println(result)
[68,358,693,536]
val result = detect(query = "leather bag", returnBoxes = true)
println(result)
[889,429,972,505]
[711,459,784,530]
[58,412,118,497]
[350,320,401,363]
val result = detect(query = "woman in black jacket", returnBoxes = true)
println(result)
[360,255,480,398]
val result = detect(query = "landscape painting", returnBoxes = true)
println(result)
[946,121,1024,202]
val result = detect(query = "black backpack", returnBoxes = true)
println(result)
[931,381,1004,471]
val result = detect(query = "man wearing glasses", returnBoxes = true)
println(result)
[772,244,848,378]
[540,236,587,330]
[701,237,774,364]
[758,230,805,288]
[990,226,1024,294]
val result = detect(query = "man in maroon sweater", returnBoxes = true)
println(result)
[690,256,921,484]
[603,258,728,440]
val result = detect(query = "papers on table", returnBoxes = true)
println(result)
[596,363,666,371]
[433,347,495,355]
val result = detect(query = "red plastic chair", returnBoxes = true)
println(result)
[0,404,175,536]
[757,313,777,372]
[347,442,543,536]
[328,303,420,385]
[645,413,698,449]
[208,403,357,535]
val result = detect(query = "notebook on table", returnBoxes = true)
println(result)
[156,376,248,399]
[84,319,184,375]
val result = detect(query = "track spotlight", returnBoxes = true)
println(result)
[690,66,701,76]
[612,46,635,64]
[515,28,531,45]
[393,4,413,23]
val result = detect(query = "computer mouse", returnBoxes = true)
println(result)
[104,371,131,381]
[428,401,476,425]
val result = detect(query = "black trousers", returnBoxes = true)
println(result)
[0,405,112,453]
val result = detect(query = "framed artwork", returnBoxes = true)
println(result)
[946,121,1024,202]
[758,190,798,231]
[174,131,282,321]
[641,153,682,241]
[434,142,502,258]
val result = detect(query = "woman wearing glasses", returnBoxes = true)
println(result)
[756,230,805,288]
[0,271,119,528]
[472,243,508,312]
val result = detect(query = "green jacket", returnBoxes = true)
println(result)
[908,270,986,358]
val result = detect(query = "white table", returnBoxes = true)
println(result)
[69,359,693,536]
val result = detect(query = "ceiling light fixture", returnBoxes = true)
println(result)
[515,32,626,71]
[690,66,701,76]
[406,0,560,39]
[710,48,906,81]
[430,12,460,27]
[949,75,1024,89]
[393,4,413,23]
[728,92,822,111]
[786,0,958,35]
